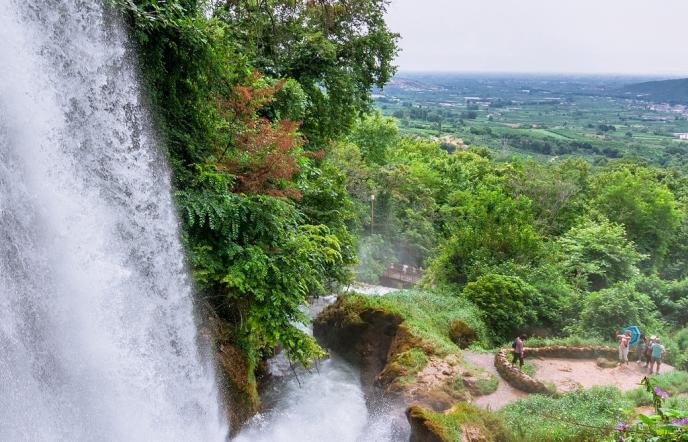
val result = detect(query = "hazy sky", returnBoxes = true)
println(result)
[385,0,688,75]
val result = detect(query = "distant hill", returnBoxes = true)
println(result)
[617,78,688,104]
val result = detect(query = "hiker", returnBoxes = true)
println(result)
[636,334,647,364]
[644,336,656,368]
[616,330,631,365]
[649,338,666,375]
[512,335,525,368]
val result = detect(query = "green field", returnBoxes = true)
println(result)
[376,75,688,170]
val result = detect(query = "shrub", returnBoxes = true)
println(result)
[409,403,515,442]
[475,375,500,396]
[462,274,541,341]
[557,217,645,290]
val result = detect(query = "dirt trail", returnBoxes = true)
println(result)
[530,357,674,393]
[461,351,527,410]
[462,351,675,410]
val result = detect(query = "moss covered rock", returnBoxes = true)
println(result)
[449,320,477,349]
[407,403,513,442]
[314,291,492,412]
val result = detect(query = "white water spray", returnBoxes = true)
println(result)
[0,1,227,440]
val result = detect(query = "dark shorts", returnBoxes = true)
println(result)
[651,357,662,363]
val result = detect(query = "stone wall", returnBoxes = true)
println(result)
[494,349,550,394]
[495,345,617,394]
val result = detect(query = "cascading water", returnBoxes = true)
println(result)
[234,296,409,442]
[0,1,227,440]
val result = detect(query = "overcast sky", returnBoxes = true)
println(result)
[385,0,688,76]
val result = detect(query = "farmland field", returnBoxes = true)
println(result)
[375,73,688,169]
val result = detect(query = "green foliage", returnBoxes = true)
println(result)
[575,282,659,339]
[462,274,541,341]
[521,363,537,378]
[395,348,429,376]
[502,387,632,442]
[410,403,515,442]
[178,185,345,366]
[431,186,541,287]
[116,0,398,370]
[523,335,611,349]
[557,217,646,290]
[624,371,688,406]
[590,164,681,269]
[347,290,491,353]
[348,112,399,165]
[612,377,688,442]
[214,0,400,145]
[355,234,396,284]
[507,158,590,236]
[634,276,688,327]
[475,375,500,396]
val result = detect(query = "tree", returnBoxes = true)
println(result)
[430,185,541,287]
[213,0,400,146]
[348,112,399,165]
[211,74,308,199]
[557,217,646,291]
[507,158,589,236]
[590,164,680,269]
[576,282,658,339]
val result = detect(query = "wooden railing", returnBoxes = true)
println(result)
[380,263,421,288]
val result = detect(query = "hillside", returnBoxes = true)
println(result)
[619,77,688,104]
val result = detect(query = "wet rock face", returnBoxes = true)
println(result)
[313,299,403,390]
[314,297,499,414]
[201,303,260,434]
[216,342,261,431]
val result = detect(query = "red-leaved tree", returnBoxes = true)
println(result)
[212,73,314,199]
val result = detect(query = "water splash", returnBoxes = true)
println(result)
[234,295,408,442]
[0,1,227,440]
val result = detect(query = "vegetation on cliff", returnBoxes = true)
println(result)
[114,0,398,397]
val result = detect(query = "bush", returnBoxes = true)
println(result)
[575,282,659,339]
[462,274,541,341]
[409,403,514,442]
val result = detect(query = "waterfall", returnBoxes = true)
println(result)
[0,1,228,440]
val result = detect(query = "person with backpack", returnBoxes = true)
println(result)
[649,338,666,375]
[644,336,656,368]
[512,335,525,368]
[636,334,647,364]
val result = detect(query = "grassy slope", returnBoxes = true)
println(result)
[346,289,491,354]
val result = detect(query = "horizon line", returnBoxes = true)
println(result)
[394,69,686,79]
